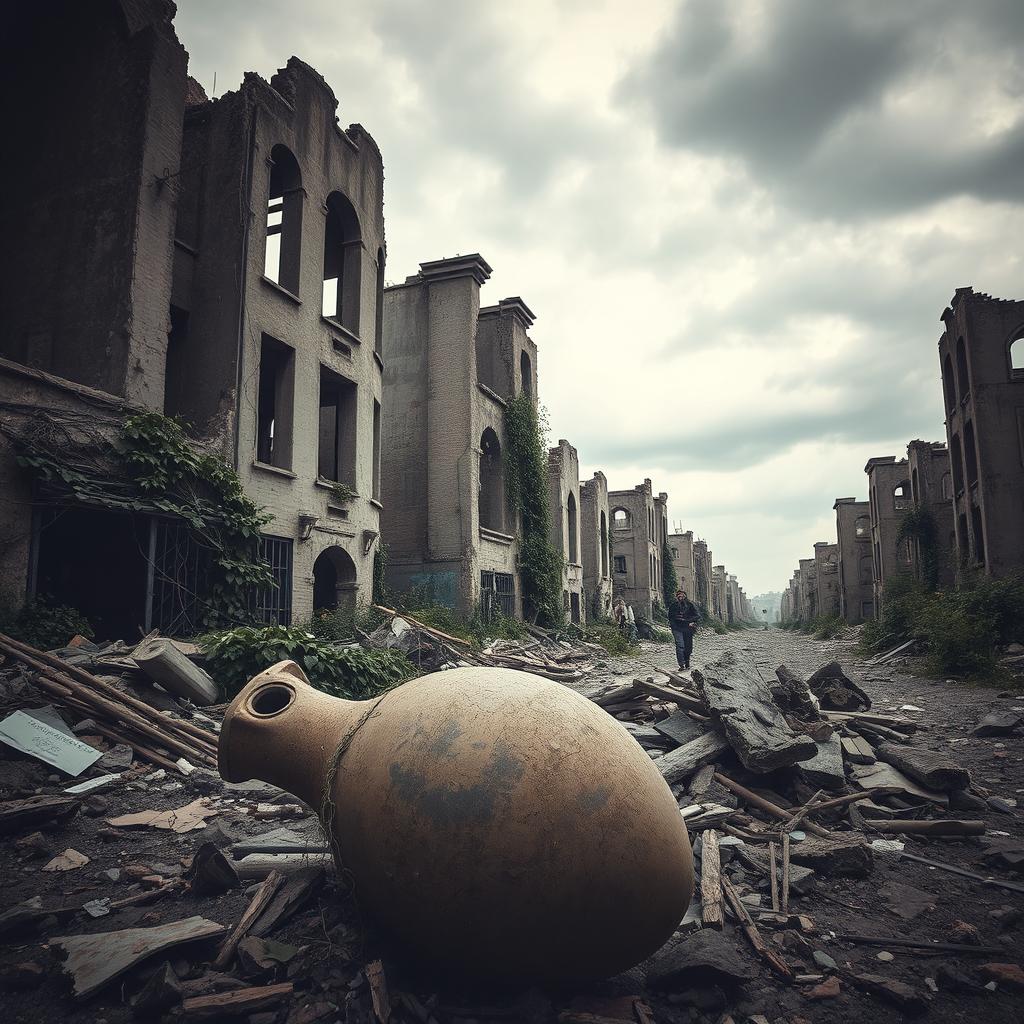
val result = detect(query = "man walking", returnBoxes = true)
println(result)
[667,588,699,670]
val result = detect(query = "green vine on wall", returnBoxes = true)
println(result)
[896,505,939,590]
[662,538,679,609]
[504,395,565,625]
[14,411,274,629]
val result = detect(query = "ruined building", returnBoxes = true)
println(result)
[938,288,1024,576]
[692,540,712,612]
[2,3,386,633]
[906,440,956,587]
[547,441,584,623]
[379,256,538,618]
[609,481,668,620]
[668,531,696,600]
[579,472,612,620]
[865,456,913,615]
[834,498,873,623]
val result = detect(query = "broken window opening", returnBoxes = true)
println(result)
[955,336,970,401]
[478,428,505,532]
[566,491,578,563]
[941,472,953,500]
[163,305,191,419]
[942,352,958,411]
[569,591,581,625]
[520,350,533,398]
[854,515,869,539]
[613,555,626,574]
[318,366,358,485]
[480,571,516,620]
[372,398,382,500]
[322,191,362,334]
[893,481,910,511]
[253,535,293,626]
[257,335,295,469]
[911,468,920,505]
[964,419,979,488]
[600,510,609,577]
[970,504,985,565]
[374,248,385,358]
[956,512,969,563]
[612,508,630,530]
[264,146,302,294]
[950,433,965,494]
[1011,334,1024,378]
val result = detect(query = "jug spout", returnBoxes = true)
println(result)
[218,660,356,812]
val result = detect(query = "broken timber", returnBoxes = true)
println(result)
[695,666,817,772]
[875,742,970,791]
[655,729,730,785]
[700,829,723,927]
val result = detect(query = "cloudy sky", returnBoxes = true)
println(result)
[176,0,1023,597]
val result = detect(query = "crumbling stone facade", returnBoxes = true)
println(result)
[834,498,873,623]
[579,472,612,621]
[798,557,817,621]
[866,456,913,616]
[692,540,712,612]
[906,440,956,587]
[380,256,538,618]
[609,480,666,621]
[668,531,696,601]
[547,440,584,624]
[938,287,1024,577]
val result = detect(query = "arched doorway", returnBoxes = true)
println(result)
[479,427,505,531]
[313,546,358,616]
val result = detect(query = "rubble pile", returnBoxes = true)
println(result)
[0,630,1021,1023]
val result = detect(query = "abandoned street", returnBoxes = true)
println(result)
[2,621,1022,1024]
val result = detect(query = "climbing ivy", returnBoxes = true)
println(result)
[504,395,565,625]
[896,505,939,590]
[15,411,274,629]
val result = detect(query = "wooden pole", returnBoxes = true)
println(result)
[700,829,723,927]
[713,772,830,838]
[768,842,780,912]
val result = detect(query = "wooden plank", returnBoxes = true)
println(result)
[654,710,707,746]
[768,842,780,912]
[898,852,1024,894]
[592,680,640,707]
[713,773,830,838]
[213,870,284,969]
[636,678,708,715]
[781,833,791,915]
[841,736,876,764]
[875,742,970,791]
[720,877,792,980]
[850,761,949,806]
[655,729,730,785]
[700,829,723,927]
[50,916,226,999]
[366,959,391,1023]
[696,666,818,772]
[0,795,80,835]
[871,819,986,837]
[181,982,293,1019]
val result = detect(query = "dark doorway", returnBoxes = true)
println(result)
[33,507,149,643]
[312,546,358,615]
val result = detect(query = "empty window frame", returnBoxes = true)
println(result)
[612,507,630,530]
[854,514,870,539]
[318,366,358,485]
[479,428,505,532]
[911,468,920,504]
[893,481,910,511]
[950,433,965,494]
[964,419,979,487]
[256,335,295,469]
[614,554,626,574]
[264,146,302,294]
[942,352,958,411]
[372,398,381,500]
[970,503,985,565]
[374,248,385,358]
[600,510,609,576]
[955,336,970,400]
[1011,334,1024,378]
[566,491,578,563]
[941,471,953,499]
[322,191,362,333]
[520,350,533,398]
[480,571,515,619]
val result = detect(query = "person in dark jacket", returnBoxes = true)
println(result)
[667,589,699,670]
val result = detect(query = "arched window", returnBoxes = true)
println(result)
[893,481,910,511]
[478,428,505,532]
[265,145,302,294]
[520,351,532,398]
[1011,333,1024,378]
[911,468,920,504]
[599,510,608,576]
[612,508,630,530]
[374,247,385,358]
[313,546,357,616]
[964,419,979,487]
[955,336,970,401]
[942,353,958,411]
[950,433,964,494]
[322,191,362,334]
[854,515,869,539]
[941,472,953,499]
[566,491,578,563]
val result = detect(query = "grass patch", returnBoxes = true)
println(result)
[811,614,846,640]
[0,597,94,650]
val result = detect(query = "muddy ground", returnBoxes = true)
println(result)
[1,626,1022,1023]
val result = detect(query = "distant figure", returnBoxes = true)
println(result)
[668,589,699,670]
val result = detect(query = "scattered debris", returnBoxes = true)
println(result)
[41,848,89,872]
[106,798,219,833]
[0,709,103,776]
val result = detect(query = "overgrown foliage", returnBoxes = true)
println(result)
[555,619,639,656]
[387,601,527,648]
[896,505,940,589]
[0,597,94,650]
[811,614,846,640]
[504,396,564,625]
[14,411,274,630]
[662,539,679,609]
[200,625,415,699]
[860,571,1024,676]
[372,543,389,605]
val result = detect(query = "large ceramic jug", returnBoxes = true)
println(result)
[219,661,693,982]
